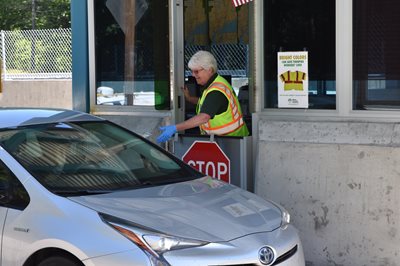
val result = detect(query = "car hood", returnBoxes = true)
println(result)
[68,176,282,242]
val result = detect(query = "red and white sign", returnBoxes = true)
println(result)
[182,141,231,183]
[232,0,253,8]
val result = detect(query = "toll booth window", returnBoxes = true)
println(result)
[353,0,400,110]
[183,0,251,133]
[94,0,170,110]
[263,0,336,109]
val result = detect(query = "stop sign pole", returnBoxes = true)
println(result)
[182,141,231,183]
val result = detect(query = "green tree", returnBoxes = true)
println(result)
[35,0,71,29]
[0,0,70,30]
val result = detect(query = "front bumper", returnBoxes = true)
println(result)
[163,224,305,266]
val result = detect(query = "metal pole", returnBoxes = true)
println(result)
[31,0,36,71]
[1,31,6,80]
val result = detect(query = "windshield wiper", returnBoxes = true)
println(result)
[52,189,113,197]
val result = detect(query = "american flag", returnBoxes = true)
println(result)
[232,0,253,7]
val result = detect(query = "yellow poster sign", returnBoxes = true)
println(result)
[277,51,309,108]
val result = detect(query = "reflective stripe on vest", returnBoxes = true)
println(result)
[203,116,246,135]
[198,80,244,135]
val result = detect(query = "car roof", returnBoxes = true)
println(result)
[0,108,103,129]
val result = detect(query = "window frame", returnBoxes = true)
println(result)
[0,159,30,210]
[87,0,179,118]
[256,0,400,121]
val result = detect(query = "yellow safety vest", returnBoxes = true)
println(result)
[196,75,249,137]
[280,70,306,91]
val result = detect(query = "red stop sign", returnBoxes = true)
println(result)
[182,141,230,183]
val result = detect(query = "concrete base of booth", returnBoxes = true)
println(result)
[173,134,253,191]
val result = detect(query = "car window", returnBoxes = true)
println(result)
[0,160,30,210]
[0,122,202,196]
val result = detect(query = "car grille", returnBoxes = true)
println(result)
[212,263,258,266]
[209,244,298,266]
[273,245,298,265]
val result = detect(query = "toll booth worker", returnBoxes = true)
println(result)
[157,50,249,143]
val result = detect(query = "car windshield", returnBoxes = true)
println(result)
[0,121,202,196]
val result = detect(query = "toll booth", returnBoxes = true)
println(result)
[71,0,254,190]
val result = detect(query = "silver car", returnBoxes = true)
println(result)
[0,108,305,266]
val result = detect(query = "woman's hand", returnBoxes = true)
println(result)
[182,85,199,105]
[182,85,191,100]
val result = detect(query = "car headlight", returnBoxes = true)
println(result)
[268,201,291,230]
[280,208,291,230]
[142,234,208,253]
[99,213,208,265]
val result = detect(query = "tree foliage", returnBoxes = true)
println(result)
[0,0,70,30]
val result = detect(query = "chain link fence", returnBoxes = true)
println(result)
[185,43,249,77]
[0,28,248,81]
[1,28,72,80]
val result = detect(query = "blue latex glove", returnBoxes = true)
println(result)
[157,125,177,143]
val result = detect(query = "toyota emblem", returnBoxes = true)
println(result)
[258,246,276,265]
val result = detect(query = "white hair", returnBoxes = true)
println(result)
[188,50,218,73]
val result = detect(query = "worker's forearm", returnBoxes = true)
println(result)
[176,113,210,132]
[187,96,199,105]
